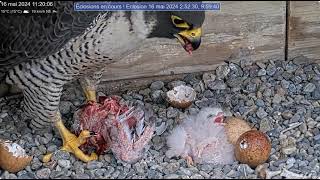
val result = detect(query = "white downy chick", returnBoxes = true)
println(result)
[166,107,235,165]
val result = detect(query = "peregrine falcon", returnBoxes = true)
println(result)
[0,1,205,162]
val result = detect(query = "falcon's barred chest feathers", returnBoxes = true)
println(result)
[0,1,205,162]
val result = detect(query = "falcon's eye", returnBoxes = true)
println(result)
[171,15,190,29]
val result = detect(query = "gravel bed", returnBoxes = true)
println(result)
[0,56,320,179]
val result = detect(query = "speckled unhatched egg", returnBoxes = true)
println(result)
[234,130,271,168]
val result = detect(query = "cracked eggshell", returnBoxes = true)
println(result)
[166,85,196,109]
[234,130,271,168]
[224,117,252,145]
[0,140,32,173]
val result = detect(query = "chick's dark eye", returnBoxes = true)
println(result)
[174,19,185,24]
[207,114,214,118]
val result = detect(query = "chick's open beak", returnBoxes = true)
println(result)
[213,112,224,124]
[174,27,202,55]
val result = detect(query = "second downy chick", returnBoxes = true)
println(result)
[165,107,235,166]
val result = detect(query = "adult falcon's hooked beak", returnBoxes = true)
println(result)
[174,27,202,55]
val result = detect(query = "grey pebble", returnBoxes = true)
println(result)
[258,69,267,76]
[238,164,255,174]
[164,174,180,179]
[226,169,239,178]
[203,90,214,98]
[47,144,58,152]
[86,161,104,170]
[150,81,165,90]
[36,168,51,179]
[17,174,33,179]
[31,158,42,170]
[287,157,296,165]
[190,174,204,179]
[304,83,316,93]
[215,65,230,79]
[179,167,192,176]
[263,88,273,97]
[151,90,165,104]
[156,122,167,136]
[256,108,268,119]
[134,162,146,175]
[94,168,107,177]
[166,162,180,174]
[256,99,265,107]
[72,173,90,179]
[199,171,210,178]
[39,133,52,145]
[259,118,273,133]
[183,74,201,86]
[290,113,301,123]
[0,112,8,118]
[266,64,277,76]
[167,80,186,89]
[246,83,257,92]
[273,94,283,104]
[313,134,320,141]
[282,111,293,120]
[112,170,120,178]
[139,88,151,97]
[256,62,266,69]
[52,150,70,161]
[50,170,66,178]
[132,93,144,101]
[202,73,216,87]
[208,80,227,90]
[5,173,18,179]
[199,164,214,172]
[166,107,179,118]
[58,159,71,169]
[282,146,297,155]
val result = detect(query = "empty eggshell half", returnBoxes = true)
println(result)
[166,85,196,109]
[0,140,32,173]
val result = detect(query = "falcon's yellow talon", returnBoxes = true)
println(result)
[91,152,98,160]
[44,113,96,163]
[84,89,96,102]
[74,150,98,162]
[79,77,97,103]
[42,153,53,163]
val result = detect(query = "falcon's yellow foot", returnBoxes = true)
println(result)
[43,113,98,163]
[84,88,96,102]
[80,77,97,102]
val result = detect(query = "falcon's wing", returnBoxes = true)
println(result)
[0,1,100,80]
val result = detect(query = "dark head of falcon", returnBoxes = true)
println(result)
[147,11,205,55]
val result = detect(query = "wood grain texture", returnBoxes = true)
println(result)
[288,1,320,61]
[101,1,286,82]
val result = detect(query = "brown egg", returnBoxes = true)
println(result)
[234,130,271,168]
[0,140,32,173]
[224,117,251,145]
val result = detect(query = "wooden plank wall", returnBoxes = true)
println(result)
[100,1,286,82]
[288,1,320,62]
